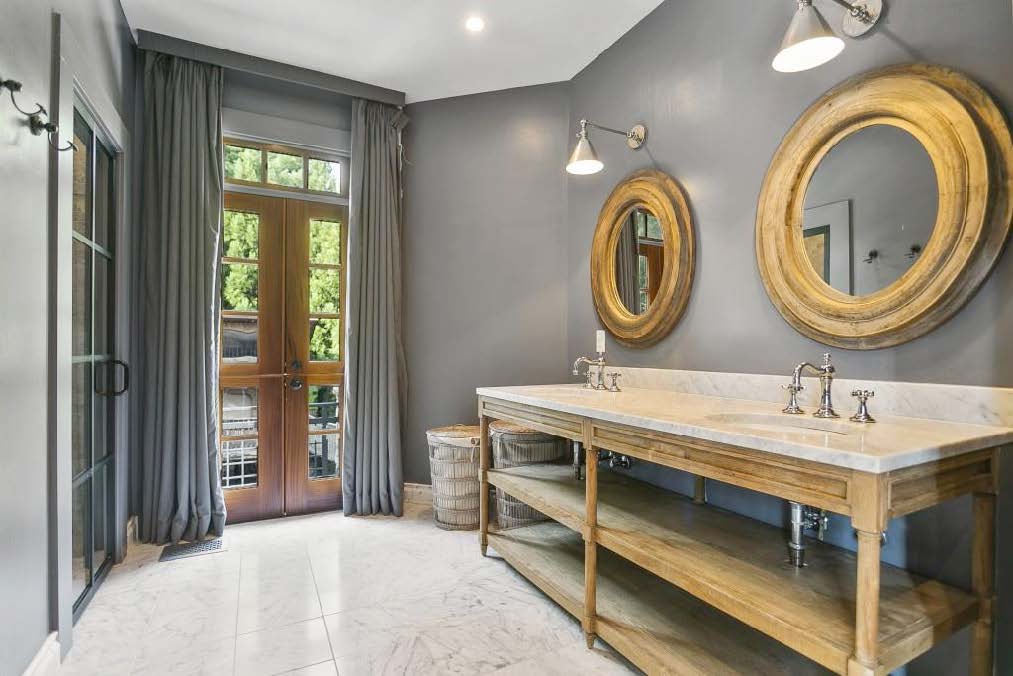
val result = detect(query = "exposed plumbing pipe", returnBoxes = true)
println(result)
[787,501,830,567]
[597,450,632,470]
[788,501,807,567]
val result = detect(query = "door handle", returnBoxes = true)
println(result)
[111,360,129,396]
[94,360,130,397]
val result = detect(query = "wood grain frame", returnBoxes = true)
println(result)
[590,169,695,347]
[756,64,1013,350]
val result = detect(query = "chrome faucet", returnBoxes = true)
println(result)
[573,352,607,390]
[784,353,839,418]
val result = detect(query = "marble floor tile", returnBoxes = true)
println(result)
[236,572,322,634]
[59,504,634,676]
[233,618,333,676]
[281,660,338,675]
[131,631,235,676]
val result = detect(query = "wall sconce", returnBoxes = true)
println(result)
[772,0,883,73]
[566,118,647,176]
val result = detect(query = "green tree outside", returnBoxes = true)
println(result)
[222,211,259,311]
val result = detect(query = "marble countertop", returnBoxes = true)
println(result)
[476,384,1013,473]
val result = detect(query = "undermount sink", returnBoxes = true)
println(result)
[705,412,856,436]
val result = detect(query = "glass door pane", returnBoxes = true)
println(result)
[308,385,340,479]
[92,464,110,572]
[71,109,117,616]
[71,480,91,601]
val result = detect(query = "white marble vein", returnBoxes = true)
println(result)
[477,381,1013,473]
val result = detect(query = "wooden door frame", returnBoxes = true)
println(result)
[220,192,346,521]
[283,199,346,514]
[220,192,285,522]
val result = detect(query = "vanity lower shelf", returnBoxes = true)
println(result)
[488,464,978,674]
[487,522,824,675]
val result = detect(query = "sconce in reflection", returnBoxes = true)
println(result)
[863,249,879,264]
[906,244,923,260]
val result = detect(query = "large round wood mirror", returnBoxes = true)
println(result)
[756,64,1013,349]
[591,169,695,347]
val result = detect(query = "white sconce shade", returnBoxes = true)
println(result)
[566,133,604,175]
[566,120,645,175]
[773,1,846,73]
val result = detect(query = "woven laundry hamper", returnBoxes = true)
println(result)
[490,421,568,529]
[427,424,481,530]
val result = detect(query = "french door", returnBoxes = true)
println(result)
[219,192,346,522]
[71,110,123,615]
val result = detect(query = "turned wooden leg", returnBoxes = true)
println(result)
[479,415,490,556]
[971,492,996,676]
[583,447,598,647]
[693,475,707,505]
[848,530,882,676]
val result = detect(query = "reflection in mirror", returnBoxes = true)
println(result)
[614,207,665,315]
[803,125,937,296]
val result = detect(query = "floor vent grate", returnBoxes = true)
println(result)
[159,538,227,562]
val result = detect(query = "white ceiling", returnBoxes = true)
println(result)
[119,0,665,103]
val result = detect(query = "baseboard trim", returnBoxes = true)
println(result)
[22,632,59,676]
[404,482,433,505]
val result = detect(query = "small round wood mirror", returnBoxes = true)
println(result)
[591,170,695,347]
[756,64,1013,349]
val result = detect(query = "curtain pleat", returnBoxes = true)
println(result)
[616,213,640,312]
[342,99,408,516]
[136,52,226,543]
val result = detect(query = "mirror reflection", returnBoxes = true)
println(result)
[802,124,938,296]
[614,207,665,314]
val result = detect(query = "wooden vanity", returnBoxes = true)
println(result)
[476,384,1007,675]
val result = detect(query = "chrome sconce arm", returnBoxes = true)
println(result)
[566,118,647,175]
[579,119,647,150]
[826,0,875,25]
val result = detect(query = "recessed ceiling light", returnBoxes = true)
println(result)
[465,16,485,33]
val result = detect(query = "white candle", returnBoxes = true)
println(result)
[596,330,606,354]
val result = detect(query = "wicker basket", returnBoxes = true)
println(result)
[490,421,567,529]
[427,424,481,530]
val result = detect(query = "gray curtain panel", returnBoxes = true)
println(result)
[342,99,409,516]
[615,214,640,312]
[135,52,226,543]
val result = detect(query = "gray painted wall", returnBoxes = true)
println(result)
[403,83,571,486]
[564,0,1012,673]
[404,0,1012,672]
[0,1,134,672]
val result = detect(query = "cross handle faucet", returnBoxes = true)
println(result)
[785,352,839,418]
[573,351,607,390]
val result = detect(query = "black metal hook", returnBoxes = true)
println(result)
[2,79,46,117]
[863,249,879,264]
[906,244,922,260]
[29,114,76,152]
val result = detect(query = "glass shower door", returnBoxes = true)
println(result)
[71,110,123,616]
